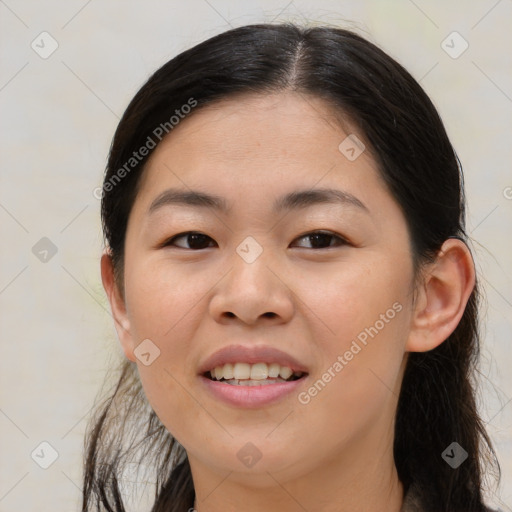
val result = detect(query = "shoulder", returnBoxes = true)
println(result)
[400,482,424,512]
[400,482,504,512]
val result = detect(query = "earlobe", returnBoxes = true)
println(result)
[100,250,136,362]
[405,238,476,353]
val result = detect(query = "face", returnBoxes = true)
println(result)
[112,92,417,485]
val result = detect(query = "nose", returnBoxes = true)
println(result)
[209,245,295,326]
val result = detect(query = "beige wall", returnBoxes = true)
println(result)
[0,1,510,510]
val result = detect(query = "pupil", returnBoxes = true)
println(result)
[310,233,331,248]
[188,233,209,249]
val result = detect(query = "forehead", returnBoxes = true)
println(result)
[137,92,379,197]
[167,93,353,151]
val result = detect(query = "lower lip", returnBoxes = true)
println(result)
[199,375,307,408]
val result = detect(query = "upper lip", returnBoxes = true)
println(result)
[198,344,309,375]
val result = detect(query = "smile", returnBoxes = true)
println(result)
[205,362,305,386]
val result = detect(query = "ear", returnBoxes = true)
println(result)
[406,238,475,352]
[100,250,136,362]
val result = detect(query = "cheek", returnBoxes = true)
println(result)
[297,257,410,415]
[123,258,206,429]
[136,363,199,447]
[125,256,206,340]
[302,254,410,349]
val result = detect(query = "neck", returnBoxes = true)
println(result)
[189,427,404,512]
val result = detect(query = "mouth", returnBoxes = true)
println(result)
[198,345,310,407]
[203,362,307,386]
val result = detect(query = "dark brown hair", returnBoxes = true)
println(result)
[83,22,500,512]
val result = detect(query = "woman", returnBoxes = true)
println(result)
[83,23,502,512]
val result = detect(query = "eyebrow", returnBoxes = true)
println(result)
[148,187,369,215]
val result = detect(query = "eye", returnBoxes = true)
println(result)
[162,231,216,250]
[292,230,348,249]
[160,230,348,251]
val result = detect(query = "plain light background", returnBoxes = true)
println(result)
[0,1,511,510]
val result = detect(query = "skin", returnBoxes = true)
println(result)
[101,92,475,512]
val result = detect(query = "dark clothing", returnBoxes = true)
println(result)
[400,482,502,512]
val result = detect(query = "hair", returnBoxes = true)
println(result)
[83,22,500,512]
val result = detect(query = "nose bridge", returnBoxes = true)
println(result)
[235,235,266,266]
[210,234,294,324]
[230,234,275,293]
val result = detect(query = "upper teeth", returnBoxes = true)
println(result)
[210,362,302,381]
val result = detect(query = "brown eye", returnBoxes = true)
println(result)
[292,231,348,249]
[163,232,216,250]
[161,230,348,251]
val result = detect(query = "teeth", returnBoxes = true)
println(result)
[279,366,293,380]
[223,363,234,379]
[250,363,268,380]
[268,363,280,378]
[224,378,288,386]
[233,363,251,380]
[208,362,304,382]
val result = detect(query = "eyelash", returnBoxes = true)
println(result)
[160,230,350,250]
